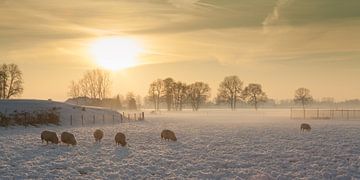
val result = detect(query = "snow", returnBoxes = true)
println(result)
[1,108,360,179]
[0,99,122,126]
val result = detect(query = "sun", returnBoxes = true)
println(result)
[89,37,143,71]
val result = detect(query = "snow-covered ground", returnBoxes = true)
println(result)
[1,109,360,179]
[0,99,122,126]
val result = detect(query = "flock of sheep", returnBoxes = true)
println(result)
[40,129,177,146]
[40,123,310,147]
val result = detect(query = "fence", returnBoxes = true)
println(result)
[67,112,145,126]
[290,108,360,120]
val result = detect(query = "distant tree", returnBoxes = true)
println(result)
[162,77,175,111]
[173,81,187,111]
[68,80,81,98]
[148,79,163,111]
[0,64,24,99]
[217,75,243,110]
[242,83,268,110]
[68,69,111,99]
[294,88,313,110]
[187,82,210,111]
[126,92,137,110]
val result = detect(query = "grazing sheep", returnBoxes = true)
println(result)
[61,132,77,145]
[161,129,177,141]
[300,123,311,131]
[115,132,127,146]
[93,129,104,142]
[41,130,59,144]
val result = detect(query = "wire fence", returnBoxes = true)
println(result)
[290,108,360,120]
[66,112,145,126]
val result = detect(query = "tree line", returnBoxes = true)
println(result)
[67,70,317,111]
[146,75,269,111]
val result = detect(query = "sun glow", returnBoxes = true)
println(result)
[89,37,143,70]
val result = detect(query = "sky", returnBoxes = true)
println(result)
[0,0,360,101]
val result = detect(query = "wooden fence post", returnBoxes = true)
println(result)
[103,114,105,124]
[81,114,84,126]
[93,115,96,124]
[70,115,73,126]
[142,112,145,120]
[24,113,27,128]
[317,108,319,119]
[120,114,123,123]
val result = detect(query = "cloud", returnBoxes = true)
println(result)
[262,0,293,27]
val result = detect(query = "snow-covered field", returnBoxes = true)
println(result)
[1,109,360,179]
[0,99,122,126]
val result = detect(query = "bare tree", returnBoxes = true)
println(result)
[0,64,24,99]
[217,76,243,110]
[148,79,163,111]
[162,77,175,111]
[242,83,267,110]
[187,82,210,111]
[68,69,111,100]
[68,80,81,98]
[294,87,313,110]
[173,81,187,111]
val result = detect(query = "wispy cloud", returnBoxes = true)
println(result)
[262,0,293,27]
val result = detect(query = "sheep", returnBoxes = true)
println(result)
[300,123,311,131]
[161,129,177,141]
[41,130,59,144]
[61,132,77,145]
[115,132,127,146]
[93,129,104,142]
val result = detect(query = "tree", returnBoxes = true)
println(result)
[242,83,267,110]
[68,80,81,98]
[68,69,111,99]
[173,81,188,111]
[162,77,175,111]
[217,75,243,110]
[187,82,210,111]
[294,88,313,110]
[0,64,24,99]
[126,92,137,110]
[148,79,163,111]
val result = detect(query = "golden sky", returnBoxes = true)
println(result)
[1,0,360,101]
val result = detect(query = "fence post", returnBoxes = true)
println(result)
[122,112,125,118]
[93,115,96,124]
[112,114,114,124]
[81,114,84,126]
[142,112,145,120]
[24,113,27,128]
[70,115,73,126]
[120,114,123,123]
[317,108,319,119]
[103,114,105,124]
